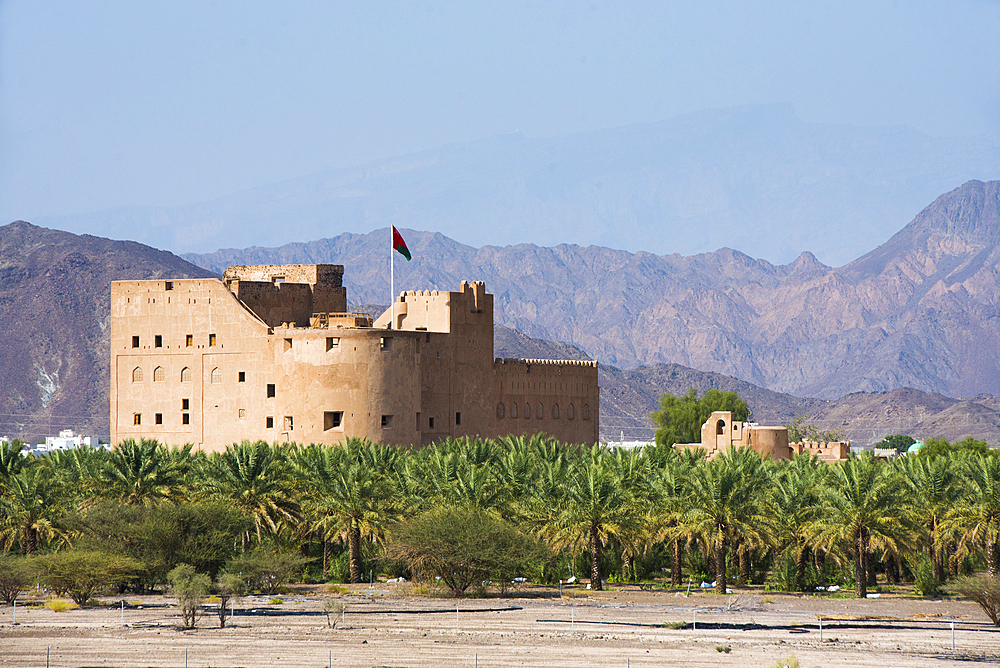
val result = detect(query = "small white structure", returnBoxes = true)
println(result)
[26,430,104,456]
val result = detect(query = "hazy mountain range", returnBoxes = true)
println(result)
[34,104,1000,266]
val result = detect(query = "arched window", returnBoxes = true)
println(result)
[568,403,575,420]
[537,402,544,419]
[211,367,222,384]
[496,402,505,419]
[524,403,531,419]
[153,366,165,382]
[552,403,559,419]
[582,404,590,420]
[132,367,143,382]
[180,367,191,382]
[511,402,518,419]
[716,419,726,435]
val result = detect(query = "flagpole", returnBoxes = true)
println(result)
[390,226,394,330]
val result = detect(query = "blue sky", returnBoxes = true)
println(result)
[2,1,999,234]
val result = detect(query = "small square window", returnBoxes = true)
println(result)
[284,338,293,352]
[133,413,141,426]
[209,333,217,347]
[155,413,162,425]
[326,337,339,351]
[267,384,276,398]
[154,335,163,348]
[185,334,193,347]
[380,337,393,351]
[238,371,246,382]
[238,409,246,419]
[284,416,294,431]
[455,411,462,426]
[182,413,190,425]
[381,414,393,429]
[181,398,190,410]
[132,336,140,348]
[324,411,343,430]
[266,416,274,429]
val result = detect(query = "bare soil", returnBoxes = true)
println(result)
[2,583,998,667]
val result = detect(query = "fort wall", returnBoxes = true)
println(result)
[111,268,599,451]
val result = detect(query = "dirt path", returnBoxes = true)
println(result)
[2,586,998,667]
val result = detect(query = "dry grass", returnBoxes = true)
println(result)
[44,599,78,612]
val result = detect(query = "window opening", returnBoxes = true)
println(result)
[537,402,544,419]
[326,337,339,351]
[132,367,143,382]
[283,416,294,431]
[552,404,559,419]
[155,413,162,425]
[209,333,216,347]
[716,419,726,435]
[165,281,173,290]
[497,403,505,419]
[455,412,462,426]
[153,366,164,382]
[182,398,190,410]
[568,403,575,420]
[180,367,191,382]
[511,403,518,419]
[324,411,343,431]
[380,337,393,351]
[429,416,435,429]
[238,371,246,382]
[211,367,222,384]
[266,416,274,429]
[182,413,190,425]
[185,334,193,347]
[238,409,246,419]
[132,336,140,348]
[133,413,141,426]
[381,415,394,429]
[267,383,276,398]
[154,335,163,348]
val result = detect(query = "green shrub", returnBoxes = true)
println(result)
[224,548,312,594]
[0,553,32,604]
[34,550,142,605]
[386,506,547,597]
[907,554,939,597]
[167,563,210,629]
[44,598,78,612]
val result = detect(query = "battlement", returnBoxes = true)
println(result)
[223,264,344,288]
[495,358,598,367]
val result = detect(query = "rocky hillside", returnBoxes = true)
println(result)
[186,180,1000,400]
[0,222,216,442]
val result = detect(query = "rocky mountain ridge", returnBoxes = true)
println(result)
[187,180,1000,400]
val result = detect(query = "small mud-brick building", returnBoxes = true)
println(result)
[110,264,599,452]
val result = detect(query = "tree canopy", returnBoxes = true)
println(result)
[650,388,750,447]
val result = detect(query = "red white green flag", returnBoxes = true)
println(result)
[392,226,411,261]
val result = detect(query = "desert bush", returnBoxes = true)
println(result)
[213,572,245,628]
[768,656,799,668]
[386,506,547,596]
[952,574,1000,626]
[167,563,210,629]
[224,547,312,594]
[323,598,346,628]
[44,598,78,612]
[0,553,32,604]
[34,550,142,605]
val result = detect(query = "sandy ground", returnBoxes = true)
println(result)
[2,584,999,667]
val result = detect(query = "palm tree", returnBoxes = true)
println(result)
[97,439,188,505]
[0,466,72,554]
[897,453,963,582]
[293,439,403,583]
[198,440,301,551]
[681,446,773,594]
[809,452,917,597]
[771,453,824,590]
[547,445,641,591]
[943,453,1000,576]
